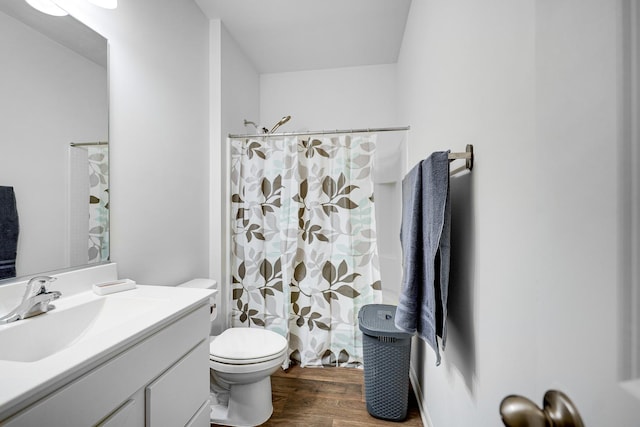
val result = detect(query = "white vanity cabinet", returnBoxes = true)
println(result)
[1,304,211,427]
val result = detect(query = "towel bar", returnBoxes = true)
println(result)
[448,144,474,175]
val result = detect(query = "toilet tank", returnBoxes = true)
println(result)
[177,279,218,324]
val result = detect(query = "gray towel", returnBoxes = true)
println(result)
[0,186,19,280]
[394,152,451,365]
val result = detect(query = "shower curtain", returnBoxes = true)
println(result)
[230,134,382,367]
[87,145,109,263]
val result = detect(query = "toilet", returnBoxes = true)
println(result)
[178,279,288,427]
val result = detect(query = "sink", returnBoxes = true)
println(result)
[0,293,163,363]
[0,267,215,423]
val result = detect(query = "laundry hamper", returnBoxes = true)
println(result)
[358,304,413,421]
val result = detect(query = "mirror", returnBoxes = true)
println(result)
[0,1,108,283]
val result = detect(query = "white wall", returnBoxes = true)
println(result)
[260,64,398,131]
[55,0,211,286]
[397,0,640,425]
[209,21,260,332]
[0,11,107,277]
[221,25,260,137]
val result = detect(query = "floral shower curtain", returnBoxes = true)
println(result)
[87,145,109,263]
[230,134,382,367]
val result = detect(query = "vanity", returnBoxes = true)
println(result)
[0,264,213,426]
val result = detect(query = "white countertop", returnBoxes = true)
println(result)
[0,284,213,420]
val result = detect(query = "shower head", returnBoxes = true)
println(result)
[269,115,291,133]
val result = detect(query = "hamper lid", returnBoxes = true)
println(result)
[358,304,413,338]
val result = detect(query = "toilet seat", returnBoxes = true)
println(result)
[210,328,288,365]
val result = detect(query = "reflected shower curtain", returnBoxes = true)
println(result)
[230,134,382,367]
[87,145,109,263]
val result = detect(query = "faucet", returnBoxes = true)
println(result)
[0,276,62,324]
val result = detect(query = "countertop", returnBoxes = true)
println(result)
[0,284,213,420]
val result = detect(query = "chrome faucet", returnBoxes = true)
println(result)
[0,276,62,324]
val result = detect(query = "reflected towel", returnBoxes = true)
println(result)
[394,152,451,365]
[0,186,19,280]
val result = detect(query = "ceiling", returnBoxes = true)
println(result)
[195,0,412,74]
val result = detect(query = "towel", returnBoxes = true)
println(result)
[394,152,451,365]
[0,186,19,280]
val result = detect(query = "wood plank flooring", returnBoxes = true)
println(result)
[212,365,423,427]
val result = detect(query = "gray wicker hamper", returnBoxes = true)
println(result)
[358,304,412,421]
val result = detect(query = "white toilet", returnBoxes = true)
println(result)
[178,279,288,427]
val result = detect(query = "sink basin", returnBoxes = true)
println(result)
[0,293,163,363]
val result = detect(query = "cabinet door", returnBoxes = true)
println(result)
[145,339,209,427]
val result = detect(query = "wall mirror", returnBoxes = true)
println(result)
[0,1,108,284]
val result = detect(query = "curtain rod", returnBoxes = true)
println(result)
[228,128,474,173]
[228,126,410,139]
[69,141,108,147]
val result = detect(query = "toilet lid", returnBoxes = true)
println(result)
[210,328,288,363]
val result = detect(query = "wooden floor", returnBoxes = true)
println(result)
[212,365,423,427]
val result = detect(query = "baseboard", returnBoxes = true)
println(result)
[410,366,434,427]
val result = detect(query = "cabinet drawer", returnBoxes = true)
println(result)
[97,399,137,427]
